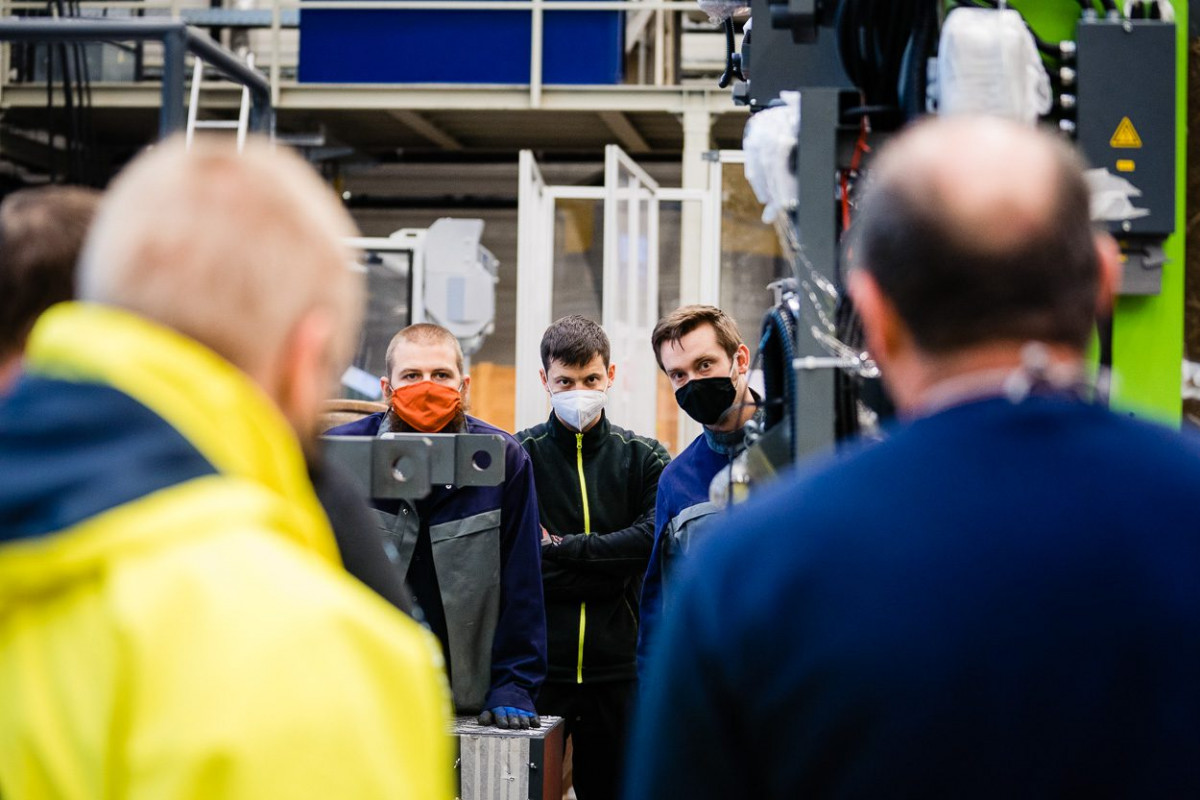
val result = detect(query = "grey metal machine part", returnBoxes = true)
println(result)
[321,433,506,500]
[421,218,500,358]
[344,217,498,396]
[744,0,849,110]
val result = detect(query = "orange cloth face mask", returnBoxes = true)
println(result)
[389,381,463,432]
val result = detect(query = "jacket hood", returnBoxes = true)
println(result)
[0,302,340,600]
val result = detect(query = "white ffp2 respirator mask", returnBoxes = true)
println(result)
[551,389,607,432]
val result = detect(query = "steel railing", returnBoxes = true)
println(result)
[0,0,714,111]
[0,17,272,137]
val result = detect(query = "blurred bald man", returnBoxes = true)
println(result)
[626,117,1200,798]
[0,138,453,799]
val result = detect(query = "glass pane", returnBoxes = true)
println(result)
[656,200,682,318]
[347,250,412,398]
[616,174,633,325]
[551,199,604,323]
[719,162,789,351]
[638,193,653,328]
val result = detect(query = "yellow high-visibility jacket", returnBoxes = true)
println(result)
[0,303,454,799]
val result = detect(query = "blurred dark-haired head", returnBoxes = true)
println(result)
[0,185,101,361]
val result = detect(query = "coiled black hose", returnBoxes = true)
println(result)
[758,301,799,458]
[834,0,939,129]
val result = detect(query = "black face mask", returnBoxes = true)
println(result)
[675,376,738,426]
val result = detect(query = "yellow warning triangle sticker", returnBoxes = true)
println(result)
[1110,117,1143,149]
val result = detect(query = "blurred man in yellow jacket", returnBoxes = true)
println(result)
[0,137,454,799]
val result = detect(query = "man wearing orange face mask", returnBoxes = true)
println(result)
[326,323,547,729]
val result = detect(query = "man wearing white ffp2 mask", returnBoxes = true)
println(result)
[549,388,607,433]
[516,315,670,800]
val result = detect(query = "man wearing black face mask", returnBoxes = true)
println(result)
[635,305,757,677]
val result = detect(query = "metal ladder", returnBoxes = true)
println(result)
[185,52,255,151]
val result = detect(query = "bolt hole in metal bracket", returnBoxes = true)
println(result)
[321,433,506,500]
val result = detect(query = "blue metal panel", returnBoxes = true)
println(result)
[298,4,623,85]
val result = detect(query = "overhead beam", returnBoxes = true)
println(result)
[286,85,746,115]
[597,110,651,154]
[1,85,748,116]
[387,109,463,151]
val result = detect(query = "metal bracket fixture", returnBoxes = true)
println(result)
[322,433,506,500]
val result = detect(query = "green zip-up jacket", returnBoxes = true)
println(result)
[518,411,669,685]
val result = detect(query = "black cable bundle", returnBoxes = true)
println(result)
[43,0,97,186]
[832,292,897,442]
[1128,1,1165,19]
[758,299,799,457]
[717,18,746,89]
[832,294,861,441]
[834,0,940,129]
[71,0,97,186]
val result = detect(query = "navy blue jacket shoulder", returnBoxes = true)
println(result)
[627,396,1200,799]
[0,376,215,543]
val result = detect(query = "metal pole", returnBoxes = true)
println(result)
[653,7,664,86]
[186,55,204,147]
[0,19,190,39]
[530,0,543,108]
[160,26,187,138]
[790,88,840,458]
[270,0,281,109]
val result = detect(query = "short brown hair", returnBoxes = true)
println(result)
[651,305,743,371]
[0,185,101,357]
[385,323,465,377]
[540,315,610,371]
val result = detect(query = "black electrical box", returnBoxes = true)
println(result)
[1075,18,1176,237]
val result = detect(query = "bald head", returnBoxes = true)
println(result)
[79,136,363,379]
[852,116,1100,354]
[874,117,1064,256]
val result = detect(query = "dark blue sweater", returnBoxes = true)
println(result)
[627,395,1200,798]
[327,412,547,712]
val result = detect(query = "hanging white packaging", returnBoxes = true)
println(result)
[935,6,1052,125]
[697,0,748,24]
[743,91,800,224]
[1084,168,1151,222]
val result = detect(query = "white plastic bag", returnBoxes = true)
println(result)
[743,91,800,224]
[697,0,748,24]
[1085,168,1151,222]
[935,7,1052,125]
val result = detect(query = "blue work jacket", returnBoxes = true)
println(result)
[328,411,547,713]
